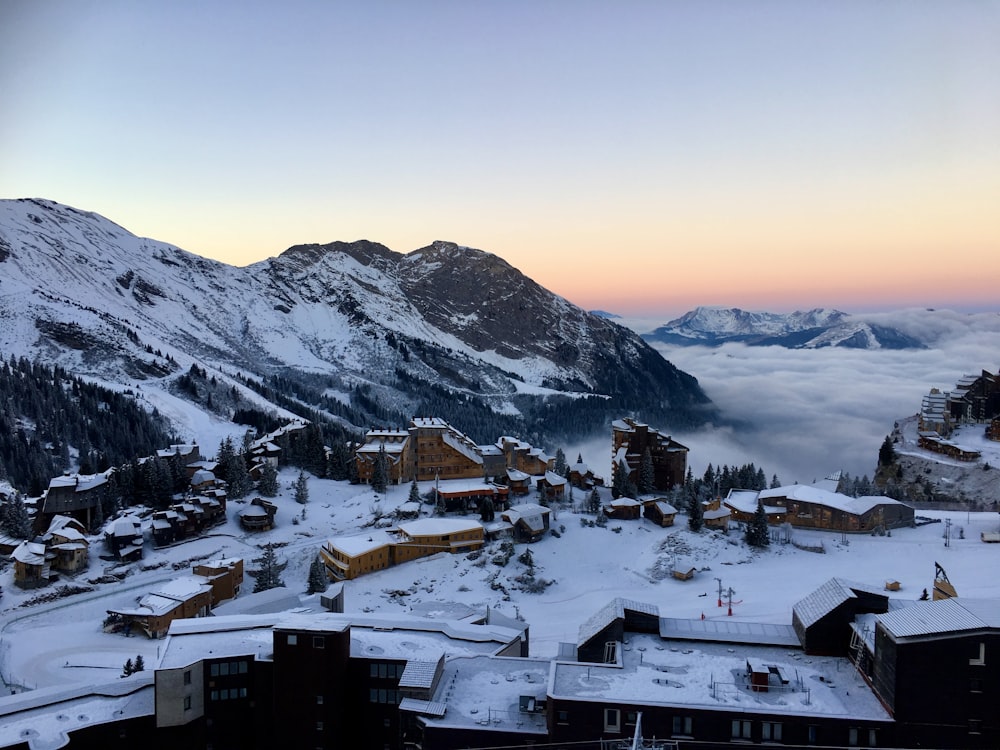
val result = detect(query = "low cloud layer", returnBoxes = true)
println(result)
[606,309,1000,486]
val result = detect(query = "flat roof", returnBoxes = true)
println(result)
[415,655,550,735]
[551,632,892,721]
[659,617,800,647]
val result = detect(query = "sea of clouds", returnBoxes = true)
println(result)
[571,309,1000,488]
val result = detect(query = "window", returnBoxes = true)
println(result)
[210,690,218,701]
[316,695,324,705]
[316,721,324,731]
[183,670,191,685]
[762,722,783,741]
[807,725,818,745]
[731,720,751,739]
[210,664,219,677]
[604,708,620,732]
[970,677,984,693]
[183,695,192,710]
[219,662,230,676]
[848,727,859,746]
[287,634,298,646]
[969,719,982,735]
[313,635,325,649]
[672,716,693,736]
[625,711,638,726]
[556,710,569,725]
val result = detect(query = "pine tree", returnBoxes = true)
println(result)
[1,491,32,539]
[480,496,495,522]
[122,658,134,677]
[371,445,389,494]
[407,479,420,505]
[688,495,704,532]
[587,487,602,514]
[133,654,145,672]
[770,473,781,489]
[307,555,328,594]
[554,448,567,476]
[746,501,771,548]
[878,435,897,466]
[258,462,279,497]
[612,458,629,499]
[637,447,655,496]
[252,543,286,593]
[295,471,310,504]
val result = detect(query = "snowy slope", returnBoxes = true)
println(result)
[0,199,712,437]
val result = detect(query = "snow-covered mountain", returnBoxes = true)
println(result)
[644,306,926,349]
[0,199,714,441]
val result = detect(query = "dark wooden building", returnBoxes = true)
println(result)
[611,417,688,491]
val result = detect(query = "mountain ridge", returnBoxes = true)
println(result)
[0,198,715,445]
[643,305,926,350]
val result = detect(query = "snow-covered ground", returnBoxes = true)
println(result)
[3,470,999,697]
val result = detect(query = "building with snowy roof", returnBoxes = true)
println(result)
[851,596,1000,748]
[642,498,678,527]
[40,471,110,531]
[760,484,914,532]
[320,519,484,582]
[792,578,890,655]
[500,503,551,542]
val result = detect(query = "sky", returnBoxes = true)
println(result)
[1,1,999,316]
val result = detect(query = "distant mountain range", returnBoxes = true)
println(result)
[643,307,927,349]
[0,199,715,445]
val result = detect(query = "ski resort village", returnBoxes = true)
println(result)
[1,394,1000,750]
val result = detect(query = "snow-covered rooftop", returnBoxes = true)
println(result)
[552,632,891,721]
[877,597,1000,639]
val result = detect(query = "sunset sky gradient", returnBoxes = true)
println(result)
[2,1,997,316]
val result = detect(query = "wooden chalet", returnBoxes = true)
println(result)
[760,485,914,532]
[192,558,244,606]
[185,459,218,479]
[612,417,689,492]
[320,518,484,581]
[188,467,218,492]
[157,443,201,466]
[917,431,982,461]
[356,429,412,485]
[642,498,677,527]
[501,503,551,542]
[671,557,697,580]
[603,497,641,520]
[723,488,787,525]
[238,497,277,531]
[535,471,566,501]
[320,532,393,581]
[39,471,110,532]
[151,509,183,546]
[393,518,485,563]
[504,468,532,495]
[41,514,89,574]
[12,540,51,589]
[567,459,600,490]
[947,369,1000,423]
[105,515,144,561]
[149,494,227,548]
[432,479,508,513]
[106,576,214,638]
[498,437,553,476]
[409,417,484,482]
[702,498,732,529]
